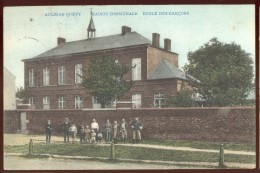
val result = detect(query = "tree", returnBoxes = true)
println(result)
[183,38,254,106]
[16,86,25,100]
[167,89,197,107]
[81,56,132,108]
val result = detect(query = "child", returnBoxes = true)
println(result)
[97,131,103,143]
[69,123,77,143]
[85,125,91,143]
[79,125,86,144]
[90,130,96,144]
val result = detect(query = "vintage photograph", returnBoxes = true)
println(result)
[3,5,255,170]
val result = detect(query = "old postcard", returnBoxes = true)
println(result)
[3,5,256,170]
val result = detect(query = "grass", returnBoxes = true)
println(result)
[4,143,255,164]
[140,139,255,152]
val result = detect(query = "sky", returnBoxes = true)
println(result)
[4,5,255,88]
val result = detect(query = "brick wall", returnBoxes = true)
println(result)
[4,107,255,144]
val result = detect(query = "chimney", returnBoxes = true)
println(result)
[57,37,66,46]
[122,26,131,35]
[164,38,171,51]
[152,33,160,48]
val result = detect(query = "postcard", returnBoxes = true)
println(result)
[3,5,256,170]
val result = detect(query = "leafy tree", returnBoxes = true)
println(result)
[16,86,25,100]
[183,38,254,106]
[167,89,197,107]
[81,56,132,108]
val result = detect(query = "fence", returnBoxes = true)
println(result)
[26,137,241,168]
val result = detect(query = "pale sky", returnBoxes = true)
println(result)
[4,5,255,88]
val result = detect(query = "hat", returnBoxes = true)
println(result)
[122,118,125,122]
[93,119,96,122]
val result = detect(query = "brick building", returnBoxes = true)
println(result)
[22,14,194,109]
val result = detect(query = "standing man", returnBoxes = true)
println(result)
[131,118,143,144]
[104,119,112,143]
[91,119,99,141]
[120,118,128,144]
[63,118,70,143]
[113,121,119,144]
[45,119,52,143]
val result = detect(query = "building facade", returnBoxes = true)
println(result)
[4,67,16,110]
[22,16,192,110]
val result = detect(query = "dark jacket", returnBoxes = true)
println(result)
[63,122,70,133]
[45,124,52,133]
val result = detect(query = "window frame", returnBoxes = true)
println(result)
[58,66,66,85]
[75,64,82,84]
[132,58,141,81]
[154,92,166,108]
[43,96,50,110]
[43,67,50,86]
[58,96,65,109]
[75,96,83,109]
[29,69,35,87]
[132,93,141,108]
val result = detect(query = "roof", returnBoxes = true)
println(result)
[25,32,151,60]
[149,59,188,80]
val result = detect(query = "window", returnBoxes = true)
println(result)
[29,97,35,105]
[92,96,101,109]
[58,97,65,109]
[132,58,141,81]
[43,67,50,86]
[75,96,83,109]
[43,96,50,110]
[75,64,82,84]
[132,94,141,108]
[154,93,165,108]
[29,69,35,87]
[58,66,66,85]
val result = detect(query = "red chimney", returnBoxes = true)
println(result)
[122,26,132,35]
[164,38,171,51]
[57,37,66,46]
[152,33,160,48]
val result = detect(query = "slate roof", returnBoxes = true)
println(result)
[149,59,188,80]
[25,32,151,60]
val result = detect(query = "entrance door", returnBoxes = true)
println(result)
[20,112,28,134]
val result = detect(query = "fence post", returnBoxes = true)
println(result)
[110,140,115,160]
[219,144,225,168]
[29,139,33,155]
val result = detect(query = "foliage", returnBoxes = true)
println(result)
[183,38,254,106]
[16,86,25,100]
[167,89,197,107]
[81,56,132,108]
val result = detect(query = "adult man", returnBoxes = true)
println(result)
[131,117,143,144]
[63,118,70,143]
[104,119,112,143]
[91,119,99,141]
[120,118,128,144]
[113,121,119,144]
[45,119,52,143]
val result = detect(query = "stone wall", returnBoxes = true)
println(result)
[4,107,255,144]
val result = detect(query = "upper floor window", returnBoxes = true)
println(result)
[154,93,165,108]
[43,67,50,86]
[132,58,141,81]
[132,93,141,108]
[58,97,65,109]
[58,66,66,85]
[43,96,50,110]
[75,64,82,84]
[75,96,83,109]
[29,69,35,87]
[29,97,35,105]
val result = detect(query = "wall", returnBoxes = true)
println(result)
[4,107,255,144]
[147,46,178,79]
[4,68,16,110]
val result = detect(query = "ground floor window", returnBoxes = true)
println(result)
[58,97,65,109]
[154,93,165,108]
[132,93,141,108]
[75,96,83,109]
[43,96,50,110]
[29,97,35,105]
